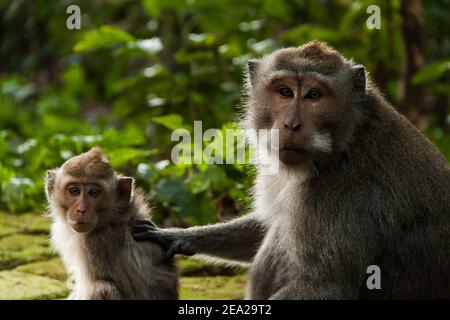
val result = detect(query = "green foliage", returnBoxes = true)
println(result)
[153,114,192,131]
[74,26,135,52]
[0,0,448,224]
[427,127,450,161]
[413,58,450,95]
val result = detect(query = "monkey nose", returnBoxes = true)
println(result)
[77,209,86,214]
[284,121,301,132]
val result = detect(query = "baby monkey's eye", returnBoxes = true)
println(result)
[68,186,80,196]
[88,188,102,199]
[278,87,294,98]
[304,89,322,100]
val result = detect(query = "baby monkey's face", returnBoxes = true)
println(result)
[45,147,133,234]
[60,178,110,233]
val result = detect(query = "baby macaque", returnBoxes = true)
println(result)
[45,147,178,299]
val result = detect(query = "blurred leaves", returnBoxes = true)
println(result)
[412,58,450,84]
[74,26,135,52]
[153,114,191,131]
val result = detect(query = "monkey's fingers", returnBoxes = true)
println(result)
[132,224,156,233]
[133,230,159,240]
[166,240,183,259]
[133,220,157,228]
[132,231,169,248]
[133,219,155,225]
[166,245,177,259]
[166,240,195,259]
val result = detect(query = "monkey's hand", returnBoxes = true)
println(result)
[132,220,196,258]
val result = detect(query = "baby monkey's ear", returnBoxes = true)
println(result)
[247,59,260,88]
[45,170,57,199]
[117,177,133,205]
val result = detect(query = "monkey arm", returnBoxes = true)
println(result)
[133,214,267,263]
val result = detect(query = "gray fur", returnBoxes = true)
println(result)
[134,41,450,299]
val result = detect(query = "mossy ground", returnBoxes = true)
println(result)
[0,212,247,299]
[180,275,248,300]
[0,270,69,300]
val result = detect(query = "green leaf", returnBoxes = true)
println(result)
[62,65,85,93]
[188,33,216,46]
[101,126,147,148]
[107,148,153,167]
[142,0,187,18]
[153,114,191,131]
[280,25,340,44]
[73,25,135,52]
[153,179,199,220]
[412,58,450,85]
[142,0,163,18]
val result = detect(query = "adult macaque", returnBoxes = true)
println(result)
[134,41,450,299]
[45,147,178,299]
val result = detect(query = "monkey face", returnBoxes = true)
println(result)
[245,43,365,167]
[61,181,107,233]
[270,73,340,165]
[252,71,347,166]
[53,176,131,234]
[45,148,134,234]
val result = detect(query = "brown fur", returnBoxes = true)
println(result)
[62,147,115,179]
[273,41,345,73]
[46,148,178,300]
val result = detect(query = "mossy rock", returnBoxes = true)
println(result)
[0,270,69,300]
[179,257,248,277]
[0,234,55,270]
[16,258,67,281]
[0,212,51,236]
[0,223,18,238]
[180,275,247,300]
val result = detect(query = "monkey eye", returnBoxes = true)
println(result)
[68,186,80,196]
[304,89,322,100]
[278,87,294,98]
[88,188,102,199]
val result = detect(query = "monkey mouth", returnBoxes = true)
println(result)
[281,145,309,154]
[282,145,301,151]
[70,220,88,226]
[70,221,93,233]
[279,145,311,165]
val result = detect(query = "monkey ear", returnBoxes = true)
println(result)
[45,170,56,199]
[247,59,260,87]
[352,65,366,92]
[117,177,133,205]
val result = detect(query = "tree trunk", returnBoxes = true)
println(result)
[399,0,427,128]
